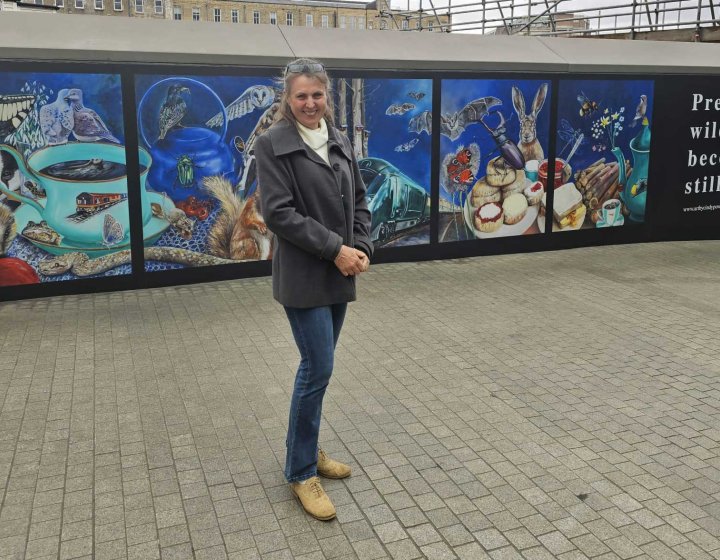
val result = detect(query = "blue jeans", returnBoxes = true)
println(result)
[283,303,347,482]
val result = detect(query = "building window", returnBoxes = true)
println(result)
[154,0,161,13]
[173,6,181,19]
[380,20,387,30]
[415,20,420,28]
[135,0,142,13]
[339,15,346,28]
[306,14,313,27]
[114,0,121,9]
[286,12,293,25]
[214,7,220,21]
[321,14,329,28]
[269,12,277,24]
[401,19,408,30]
[56,0,64,6]
[358,18,364,29]
[192,7,199,20]
[350,17,356,30]
[94,0,102,8]
[428,22,433,31]
[252,10,259,23]
[75,0,84,8]
[231,9,238,22]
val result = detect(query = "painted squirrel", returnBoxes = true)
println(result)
[203,175,273,261]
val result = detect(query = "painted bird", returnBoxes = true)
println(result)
[39,88,74,145]
[67,89,120,143]
[235,100,281,192]
[206,85,277,129]
[630,94,647,128]
[158,84,190,140]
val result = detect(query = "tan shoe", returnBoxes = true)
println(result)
[290,477,336,521]
[317,449,352,479]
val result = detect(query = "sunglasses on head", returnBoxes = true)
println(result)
[285,62,325,75]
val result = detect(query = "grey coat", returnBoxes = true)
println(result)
[255,119,373,308]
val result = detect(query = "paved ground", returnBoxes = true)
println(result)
[2,240,720,560]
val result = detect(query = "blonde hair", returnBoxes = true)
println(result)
[274,58,335,126]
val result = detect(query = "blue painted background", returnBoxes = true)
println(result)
[557,79,654,175]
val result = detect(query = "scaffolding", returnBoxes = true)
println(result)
[386,0,720,38]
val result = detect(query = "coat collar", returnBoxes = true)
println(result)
[269,119,353,162]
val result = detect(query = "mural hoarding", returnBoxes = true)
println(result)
[0,72,128,286]
[135,74,277,272]
[134,74,432,273]
[335,77,432,248]
[439,78,552,242]
[551,79,654,232]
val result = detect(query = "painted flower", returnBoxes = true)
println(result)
[612,112,620,120]
[601,116,611,127]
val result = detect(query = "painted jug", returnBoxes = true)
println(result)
[612,117,650,222]
[0,142,152,247]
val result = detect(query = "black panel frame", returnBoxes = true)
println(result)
[1,60,718,302]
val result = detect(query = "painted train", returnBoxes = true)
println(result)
[359,158,430,243]
[75,192,127,215]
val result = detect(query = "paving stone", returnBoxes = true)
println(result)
[4,242,720,560]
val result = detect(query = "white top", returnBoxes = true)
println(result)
[296,118,330,165]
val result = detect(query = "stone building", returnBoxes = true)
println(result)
[493,12,590,36]
[0,0,58,11]
[50,0,450,31]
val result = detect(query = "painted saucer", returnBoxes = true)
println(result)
[596,215,625,228]
[14,192,174,256]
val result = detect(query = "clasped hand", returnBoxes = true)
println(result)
[334,245,369,276]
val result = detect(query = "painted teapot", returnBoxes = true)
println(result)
[138,77,234,200]
[612,117,650,223]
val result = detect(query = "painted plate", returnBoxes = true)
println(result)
[464,186,539,239]
[14,192,174,256]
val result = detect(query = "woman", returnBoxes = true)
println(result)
[255,59,373,521]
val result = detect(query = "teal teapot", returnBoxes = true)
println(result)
[612,117,650,222]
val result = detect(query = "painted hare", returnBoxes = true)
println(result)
[512,83,548,163]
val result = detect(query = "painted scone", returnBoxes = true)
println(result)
[501,168,527,197]
[470,177,502,207]
[524,181,544,206]
[502,193,529,225]
[474,202,503,233]
[485,156,516,187]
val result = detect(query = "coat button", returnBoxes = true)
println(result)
[332,163,340,171]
